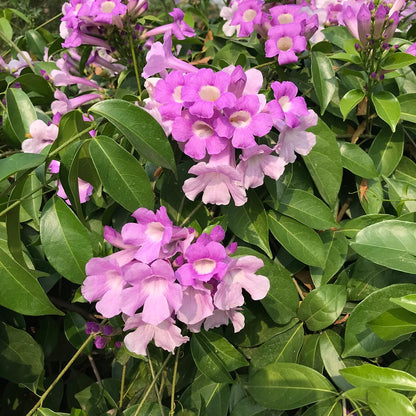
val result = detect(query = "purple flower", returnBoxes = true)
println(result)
[204,308,245,333]
[265,23,307,65]
[183,162,247,206]
[181,68,236,119]
[269,4,309,26]
[230,0,267,37]
[154,70,186,119]
[86,322,100,334]
[21,120,58,154]
[90,0,127,25]
[94,336,107,349]
[123,314,189,355]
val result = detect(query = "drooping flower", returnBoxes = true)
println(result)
[21,120,58,154]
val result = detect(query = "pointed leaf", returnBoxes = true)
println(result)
[89,136,154,211]
[398,93,416,123]
[390,294,416,314]
[368,387,416,416]
[368,308,416,340]
[382,52,416,70]
[338,141,378,178]
[371,91,401,132]
[340,89,365,121]
[89,99,176,172]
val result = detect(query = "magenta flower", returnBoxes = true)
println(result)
[269,4,309,26]
[121,260,183,325]
[181,68,236,119]
[204,307,245,333]
[90,0,127,24]
[230,0,267,37]
[224,65,264,97]
[176,240,228,286]
[154,70,186,119]
[214,256,269,310]
[267,81,309,128]
[124,314,189,355]
[265,23,307,65]
[81,257,127,318]
[183,162,247,206]
[274,109,318,163]
[121,206,173,263]
[172,110,229,159]
[21,120,58,154]
[219,94,273,149]
[236,144,287,188]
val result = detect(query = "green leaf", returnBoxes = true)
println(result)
[25,29,47,59]
[371,91,401,132]
[6,87,37,144]
[303,119,343,207]
[350,220,416,274]
[394,156,416,188]
[343,283,416,358]
[0,322,44,385]
[319,330,354,391]
[311,51,336,115]
[398,94,416,123]
[302,398,342,416]
[247,362,337,410]
[40,197,93,284]
[297,285,347,331]
[385,177,416,215]
[250,323,304,369]
[229,395,282,416]
[368,126,404,177]
[368,308,416,340]
[339,89,365,121]
[123,402,169,416]
[322,26,355,50]
[341,214,395,238]
[14,73,54,105]
[356,177,383,214]
[20,171,42,226]
[64,312,92,354]
[89,136,154,211]
[89,100,176,173]
[277,189,338,230]
[298,334,324,373]
[338,141,379,178]
[390,294,416,314]
[191,330,248,383]
[0,246,62,315]
[382,52,416,70]
[310,231,348,287]
[0,17,13,40]
[268,211,326,267]
[0,153,45,183]
[368,387,416,416]
[340,364,416,391]
[223,191,271,257]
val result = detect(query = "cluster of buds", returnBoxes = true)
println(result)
[81,207,270,356]
[86,322,122,349]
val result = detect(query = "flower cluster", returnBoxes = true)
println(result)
[220,0,319,65]
[143,48,317,206]
[81,206,270,356]
[86,322,121,349]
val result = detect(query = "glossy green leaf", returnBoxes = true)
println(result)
[277,188,338,230]
[311,51,336,115]
[297,285,346,331]
[268,211,326,267]
[341,214,394,238]
[0,322,44,385]
[319,330,354,391]
[89,135,154,211]
[191,330,248,383]
[371,91,401,132]
[25,29,47,59]
[223,191,271,257]
[40,197,93,284]
[368,308,416,340]
[15,73,54,105]
[391,294,416,314]
[394,156,416,187]
[343,284,416,358]
[247,362,337,410]
[350,220,416,274]
[64,312,92,354]
[20,171,42,226]
[180,372,230,416]
[382,52,416,70]
[303,119,343,207]
[340,364,416,391]
[0,246,62,315]
[310,231,348,287]
[123,402,169,416]
[338,141,378,178]
[322,26,355,50]
[385,177,416,215]
[398,94,416,123]
[356,177,383,214]
[0,17,13,40]
[368,126,404,177]
[229,395,282,416]
[368,387,416,416]
[339,89,365,121]
[250,323,304,368]
[302,399,342,416]
[6,87,37,144]
[0,153,45,183]
[298,334,324,373]
[89,99,176,172]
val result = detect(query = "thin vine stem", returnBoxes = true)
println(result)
[180,201,204,227]
[169,348,181,416]
[129,34,142,98]
[119,364,127,409]
[147,348,165,416]
[0,29,35,72]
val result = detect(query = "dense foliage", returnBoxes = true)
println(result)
[1,0,416,415]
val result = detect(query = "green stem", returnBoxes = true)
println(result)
[176,195,186,225]
[119,364,127,409]
[133,354,172,416]
[26,333,95,416]
[169,348,181,416]
[35,12,63,31]
[253,61,276,70]
[0,29,35,72]
[129,34,142,98]
[180,201,204,227]
[147,349,165,416]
